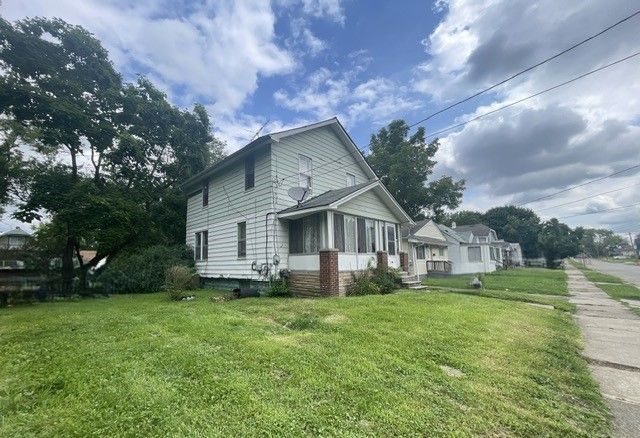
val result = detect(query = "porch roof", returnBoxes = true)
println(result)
[407,236,448,246]
[278,180,413,224]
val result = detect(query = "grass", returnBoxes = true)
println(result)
[424,268,568,296]
[0,290,609,436]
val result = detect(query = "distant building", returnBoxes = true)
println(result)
[0,227,32,269]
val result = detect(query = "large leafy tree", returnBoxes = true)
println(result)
[538,218,580,267]
[483,206,541,258]
[368,120,465,220]
[442,210,484,227]
[0,17,222,292]
[579,228,627,257]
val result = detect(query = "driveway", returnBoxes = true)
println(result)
[588,259,640,288]
[566,263,640,437]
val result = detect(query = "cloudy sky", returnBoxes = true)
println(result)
[1,0,639,236]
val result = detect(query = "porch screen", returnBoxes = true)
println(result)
[289,214,320,254]
[356,218,376,253]
[333,214,345,251]
[387,224,396,255]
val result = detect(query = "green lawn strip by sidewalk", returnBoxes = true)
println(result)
[424,268,568,296]
[0,290,609,436]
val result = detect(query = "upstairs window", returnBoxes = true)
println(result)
[202,181,209,207]
[237,222,247,258]
[298,154,312,192]
[346,173,356,187]
[245,154,255,190]
[195,231,208,261]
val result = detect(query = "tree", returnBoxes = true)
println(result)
[483,206,541,258]
[367,120,465,219]
[442,210,484,227]
[580,228,627,257]
[538,219,580,268]
[0,17,222,292]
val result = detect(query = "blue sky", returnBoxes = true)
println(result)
[2,0,639,235]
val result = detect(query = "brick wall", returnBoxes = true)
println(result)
[399,252,408,272]
[319,249,339,296]
[289,270,321,297]
[376,251,388,270]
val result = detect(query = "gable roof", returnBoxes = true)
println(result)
[0,227,31,237]
[436,223,465,243]
[278,180,413,224]
[181,117,378,194]
[454,224,492,237]
[401,219,430,237]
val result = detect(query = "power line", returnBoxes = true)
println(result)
[423,50,640,141]
[535,182,640,212]
[518,163,640,206]
[558,202,640,219]
[407,8,640,128]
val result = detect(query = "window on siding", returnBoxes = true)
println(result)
[333,213,345,252]
[344,215,356,252]
[468,246,482,262]
[289,214,320,254]
[298,154,312,191]
[387,224,397,255]
[202,181,209,207]
[195,231,208,261]
[416,246,426,260]
[438,247,445,257]
[237,222,247,258]
[346,173,356,187]
[245,154,255,190]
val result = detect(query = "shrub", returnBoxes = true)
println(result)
[346,271,380,296]
[99,245,194,293]
[372,268,402,294]
[266,277,291,297]
[165,265,199,293]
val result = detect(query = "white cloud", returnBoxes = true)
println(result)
[289,17,328,56]
[419,0,640,229]
[2,0,295,115]
[278,0,345,24]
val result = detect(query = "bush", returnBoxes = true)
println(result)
[346,271,381,296]
[266,277,291,297]
[372,268,402,294]
[165,265,199,293]
[99,245,194,293]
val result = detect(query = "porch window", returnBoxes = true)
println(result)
[468,246,481,262]
[416,246,426,260]
[333,213,345,251]
[490,247,496,261]
[289,214,320,254]
[298,154,312,192]
[245,154,255,190]
[202,181,209,207]
[237,222,247,257]
[438,247,445,256]
[195,231,208,261]
[387,224,397,256]
[357,218,376,253]
[344,215,356,252]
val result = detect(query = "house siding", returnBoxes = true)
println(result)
[185,146,274,279]
[337,190,398,223]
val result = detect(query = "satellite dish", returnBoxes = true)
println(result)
[288,186,309,204]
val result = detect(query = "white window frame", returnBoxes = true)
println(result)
[468,246,482,262]
[237,222,247,258]
[298,154,312,192]
[416,246,426,260]
[195,230,208,261]
[346,172,356,187]
[386,223,397,256]
[344,215,357,253]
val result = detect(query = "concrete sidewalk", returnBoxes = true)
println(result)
[566,264,640,436]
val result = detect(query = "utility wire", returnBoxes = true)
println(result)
[407,8,640,128]
[518,163,640,206]
[558,202,640,219]
[423,51,640,141]
[535,182,640,212]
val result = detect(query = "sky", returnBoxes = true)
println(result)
[1,0,639,238]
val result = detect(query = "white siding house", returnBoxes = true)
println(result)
[182,118,413,295]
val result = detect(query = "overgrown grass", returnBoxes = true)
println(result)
[0,290,609,436]
[424,268,568,296]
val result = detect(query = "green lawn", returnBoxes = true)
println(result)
[0,290,609,436]
[424,268,568,296]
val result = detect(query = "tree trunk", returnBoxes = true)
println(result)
[61,235,75,295]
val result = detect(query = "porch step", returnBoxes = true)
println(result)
[402,280,421,286]
[408,285,429,290]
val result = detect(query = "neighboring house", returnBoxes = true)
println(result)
[0,227,32,270]
[401,219,450,279]
[434,222,512,275]
[182,118,413,296]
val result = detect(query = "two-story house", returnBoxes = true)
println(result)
[0,227,32,270]
[182,118,413,296]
